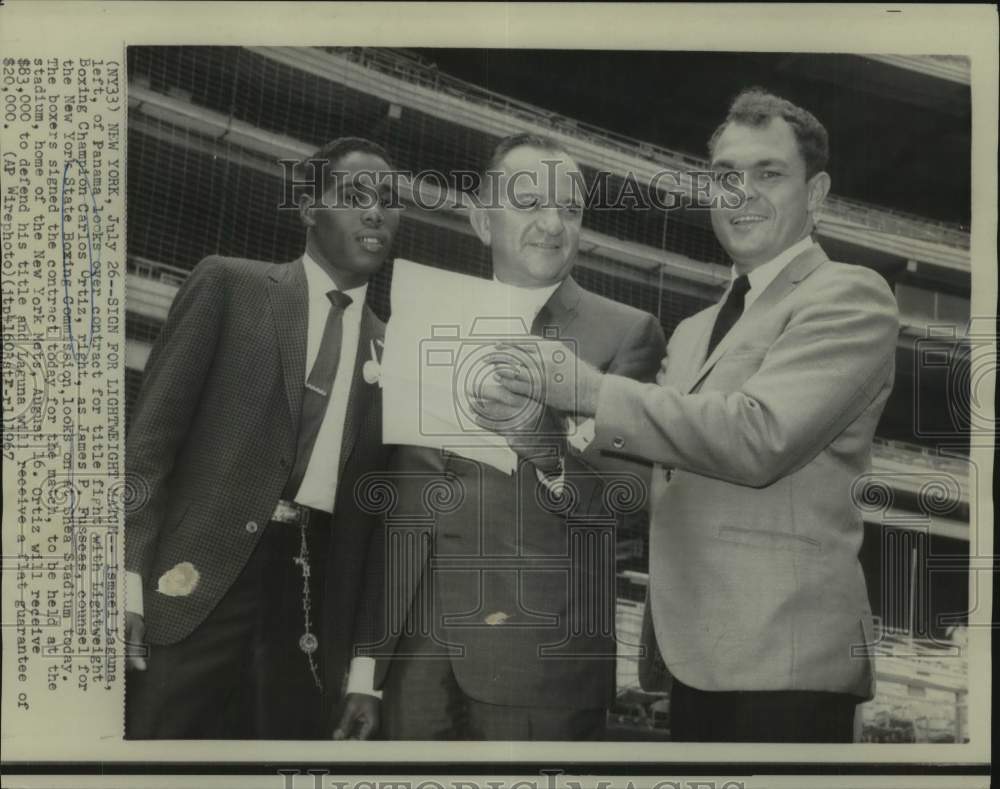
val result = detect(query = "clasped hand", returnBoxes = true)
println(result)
[479,339,602,417]
[466,347,574,475]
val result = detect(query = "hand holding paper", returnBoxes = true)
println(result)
[469,366,564,475]
[465,363,535,429]
[382,259,561,474]
[492,338,604,417]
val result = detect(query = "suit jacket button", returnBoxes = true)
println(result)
[612,436,626,449]
[245,521,259,534]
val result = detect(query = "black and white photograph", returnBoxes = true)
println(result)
[120,44,977,744]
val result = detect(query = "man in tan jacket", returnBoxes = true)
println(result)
[496,90,899,742]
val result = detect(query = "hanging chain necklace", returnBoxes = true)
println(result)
[292,520,323,692]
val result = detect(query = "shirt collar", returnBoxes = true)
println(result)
[737,236,816,308]
[302,251,368,309]
[491,275,561,324]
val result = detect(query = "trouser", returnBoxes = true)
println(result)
[125,516,331,739]
[669,676,861,743]
[380,626,606,741]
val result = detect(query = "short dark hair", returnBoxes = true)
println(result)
[485,132,573,173]
[708,88,829,180]
[309,136,395,172]
[297,137,395,204]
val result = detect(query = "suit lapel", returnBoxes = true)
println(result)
[337,303,381,480]
[533,276,582,337]
[532,276,581,428]
[675,310,716,390]
[686,245,829,394]
[267,258,308,426]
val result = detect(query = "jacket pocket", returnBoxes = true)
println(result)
[716,524,822,553]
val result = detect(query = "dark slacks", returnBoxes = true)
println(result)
[125,519,332,739]
[380,626,606,741]
[669,676,860,743]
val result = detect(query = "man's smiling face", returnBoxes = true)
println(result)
[710,116,827,272]
[479,145,583,288]
[302,149,400,289]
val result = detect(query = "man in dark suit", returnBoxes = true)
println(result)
[496,91,900,742]
[124,137,398,739]
[374,133,666,740]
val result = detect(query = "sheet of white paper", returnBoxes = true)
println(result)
[382,258,551,475]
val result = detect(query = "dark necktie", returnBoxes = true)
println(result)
[528,303,563,476]
[705,274,751,359]
[283,289,353,499]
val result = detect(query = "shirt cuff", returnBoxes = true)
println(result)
[566,416,596,453]
[535,458,566,492]
[346,656,382,699]
[126,571,144,616]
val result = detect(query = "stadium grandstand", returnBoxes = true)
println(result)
[124,46,973,742]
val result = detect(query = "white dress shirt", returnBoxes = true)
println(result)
[294,252,367,512]
[740,235,816,309]
[491,276,560,329]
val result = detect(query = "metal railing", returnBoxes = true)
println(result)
[329,47,970,252]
